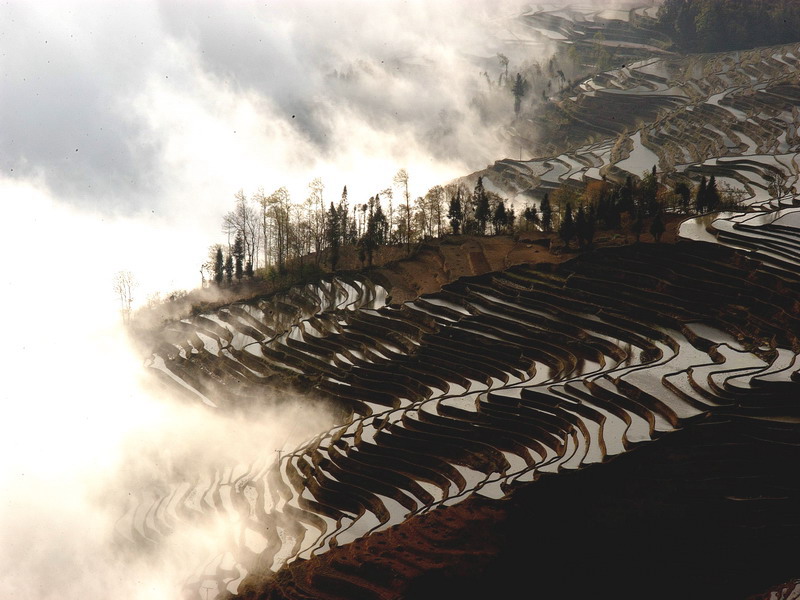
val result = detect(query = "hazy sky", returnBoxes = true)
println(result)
[1,0,527,215]
[1,0,545,299]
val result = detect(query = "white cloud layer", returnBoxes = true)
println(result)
[0,180,336,599]
[2,0,534,224]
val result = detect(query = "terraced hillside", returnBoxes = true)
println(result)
[518,3,671,56]
[131,234,800,599]
[484,8,800,205]
[124,6,800,599]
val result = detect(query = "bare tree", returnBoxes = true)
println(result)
[394,168,411,251]
[307,178,326,265]
[224,190,259,270]
[380,187,394,243]
[769,170,788,200]
[254,188,271,272]
[424,185,445,237]
[268,187,292,272]
[497,53,509,86]
[113,271,136,324]
[413,195,429,239]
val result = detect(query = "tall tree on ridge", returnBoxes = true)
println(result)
[492,200,508,235]
[214,246,224,286]
[326,202,340,271]
[523,204,540,231]
[474,177,490,234]
[338,186,350,247]
[675,182,691,213]
[224,254,233,284]
[307,178,326,266]
[696,175,708,213]
[113,271,135,324]
[448,187,463,235]
[394,169,411,251]
[540,193,553,233]
[512,72,527,115]
[706,175,720,211]
[233,234,244,281]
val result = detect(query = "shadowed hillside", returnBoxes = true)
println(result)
[128,235,800,599]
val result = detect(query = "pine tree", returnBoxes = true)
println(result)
[224,254,233,284]
[214,247,224,285]
[707,175,720,211]
[675,182,691,213]
[473,177,490,234]
[448,189,463,234]
[338,186,349,247]
[372,196,388,245]
[233,234,244,281]
[359,196,382,267]
[523,204,540,231]
[696,176,708,213]
[540,193,553,233]
[620,176,634,214]
[641,164,659,216]
[326,202,340,271]
[512,73,527,115]
[492,200,508,234]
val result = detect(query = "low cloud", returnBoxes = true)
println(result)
[2,0,540,223]
[0,196,334,598]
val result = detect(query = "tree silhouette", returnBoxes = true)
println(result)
[233,234,244,281]
[224,254,233,284]
[540,193,553,233]
[214,247,224,285]
[512,73,527,115]
[492,200,508,234]
[113,271,135,324]
[523,204,540,231]
[326,202,340,271]
[696,176,708,213]
[448,189,463,235]
[473,177,490,234]
[394,169,411,251]
[675,182,691,213]
[707,175,720,211]
[559,203,576,248]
